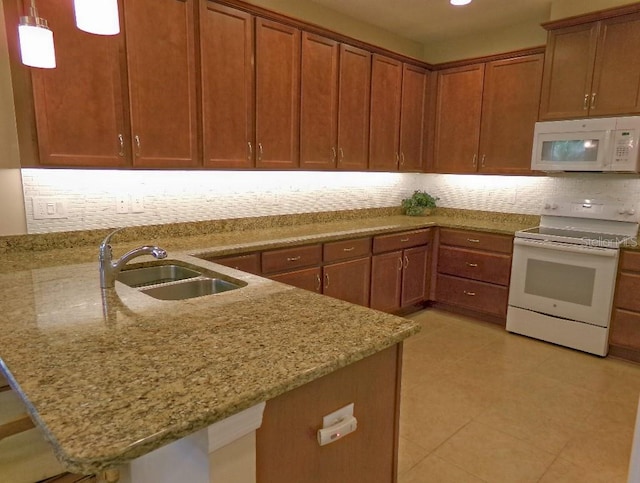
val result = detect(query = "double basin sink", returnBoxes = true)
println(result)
[117,261,246,300]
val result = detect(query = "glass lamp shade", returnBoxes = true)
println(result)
[74,0,120,35]
[18,21,56,69]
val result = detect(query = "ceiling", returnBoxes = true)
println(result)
[309,0,554,44]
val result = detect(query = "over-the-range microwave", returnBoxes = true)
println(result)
[531,115,640,172]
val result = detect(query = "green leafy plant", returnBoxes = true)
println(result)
[401,190,439,216]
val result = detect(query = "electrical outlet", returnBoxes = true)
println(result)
[116,195,130,214]
[131,194,145,213]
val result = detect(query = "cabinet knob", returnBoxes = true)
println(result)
[324,273,330,288]
[286,256,301,262]
[397,257,403,271]
[403,255,409,269]
[591,92,597,109]
[466,262,478,267]
[480,154,486,168]
[463,290,476,296]
[258,143,263,161]
[331,147,337,162]
[316,274,322,292]
[339,147,344,162]
[248,141,253,160]
[467,238,480,243]
[583,94,589,110]
[472,153,477,168]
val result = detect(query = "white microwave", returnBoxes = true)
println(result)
[531,116,640,172]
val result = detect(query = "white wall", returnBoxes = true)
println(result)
[21,169,640,233]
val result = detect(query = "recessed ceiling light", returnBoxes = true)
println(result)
[450,0,472,5]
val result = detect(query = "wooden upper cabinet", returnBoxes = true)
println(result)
[29,0,127,167]
[255,18,301,169]
[539,23,599,120]
[478,54,544,174]
[399,64,428,172]
[124,0,199,167]
[337,44,371,171]
[300,33,339,170]
[540,12,640,120]
[590,14,640,117]
[433,64,485,173]
[369,55,402,171]
[201,3,254,169]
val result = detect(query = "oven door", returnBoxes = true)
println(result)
[508,238,619,327]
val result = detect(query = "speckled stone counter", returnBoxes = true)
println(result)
[0,255,419,474]
[0,207,537,475]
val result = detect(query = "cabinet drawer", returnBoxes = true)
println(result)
[211,253,261,274]
[270,267,322,293]
[324,237,371,262]
[439,228,513,254]
[611,309,640,350]
[373,229,431,254]
[262,245,322,274]
[615,271,640,312]
[435,274,508,317]
[437,246,511,286]
[620,250,640,272]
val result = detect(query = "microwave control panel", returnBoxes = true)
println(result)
[612,128,640,170]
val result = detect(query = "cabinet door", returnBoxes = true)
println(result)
[539,23,599,120]
[433,64,484,173]
[323,258,371,307]
[370,251,403,312]
[270,267,322,293]
[401,245,429,307]
[29,1,127,167]
[478,54,543,174]
[300,33,339,170]
[124,0,199,167]
[255,18,300,169]
[399,64,427,172]
[337,45,371,171]
[590,14,640,117]
[201,3,254,169]
[369,55,402,171]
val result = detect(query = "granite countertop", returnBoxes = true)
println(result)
[0,209,537,475]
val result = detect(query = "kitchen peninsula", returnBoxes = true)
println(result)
[0,208,536,481]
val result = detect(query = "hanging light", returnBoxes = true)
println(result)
[73,0,120,36]
[18,0,56,69]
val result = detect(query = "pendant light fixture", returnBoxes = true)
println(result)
[73,0,120,36]
[18,0,56,69]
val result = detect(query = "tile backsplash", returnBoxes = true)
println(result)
[21,169,640,233]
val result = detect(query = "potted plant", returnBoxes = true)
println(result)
[401,190,439,216]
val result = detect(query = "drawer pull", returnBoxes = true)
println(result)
[463,290,476,296]
[343,247,355,252]
[467,238,480,243]
[466,262,478,267]
[286,256,302,262]
[400,238,410,242]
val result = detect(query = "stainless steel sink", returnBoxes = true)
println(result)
[117,264,201,288]
[141,278,241,300]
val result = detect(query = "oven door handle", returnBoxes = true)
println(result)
[513,237,618,257]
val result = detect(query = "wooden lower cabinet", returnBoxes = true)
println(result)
[435,228,513,321]
[256,344,402,483]
[435,273,508,317]
[271,267,322,293]
[610,250,640,361]
[400,245,430,307]
[370,251,403,312]
[323,258,371,306]
[209,252,261,274]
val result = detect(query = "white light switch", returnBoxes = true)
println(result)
[32,197,68,219]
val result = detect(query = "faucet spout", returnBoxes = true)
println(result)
[99,228,168,288]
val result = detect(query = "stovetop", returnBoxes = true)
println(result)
[515,199,639,249]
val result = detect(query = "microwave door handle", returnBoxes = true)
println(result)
[513,238,618,257]
[603,129,613,170]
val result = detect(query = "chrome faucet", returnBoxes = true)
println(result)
[99,228,167,288]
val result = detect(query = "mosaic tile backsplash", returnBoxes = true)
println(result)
[21,169,640,234]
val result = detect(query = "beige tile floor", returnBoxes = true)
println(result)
[398,309,640,483]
